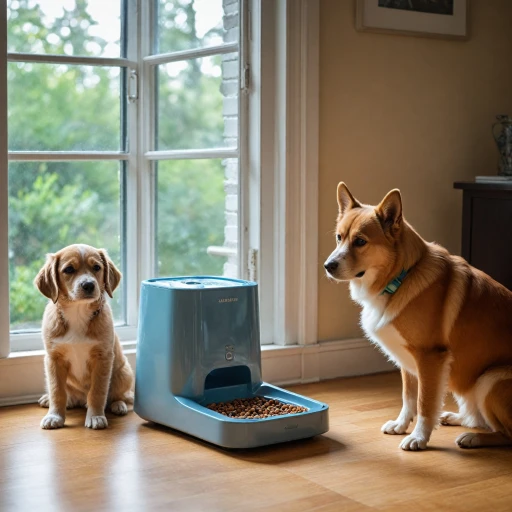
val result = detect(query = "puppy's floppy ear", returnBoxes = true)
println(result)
[376,189,402,236]
[337,182,361,217]
[99,249,122,298]
[34,254,60,303]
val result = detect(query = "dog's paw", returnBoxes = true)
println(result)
[110,401,128,416]
[400,434,428,451]
[85,414,108,430]
[41,413,65,429]
[38,394,50,408]
[440,411,462,426]
[381,419,410,435]
[456,432,482,449]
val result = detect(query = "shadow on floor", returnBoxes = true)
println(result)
[139,420,346,464]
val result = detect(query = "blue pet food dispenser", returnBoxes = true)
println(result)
[134,276,329,449]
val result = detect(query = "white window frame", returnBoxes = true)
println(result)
[1,0,248,353]
[2,0,141,353]
[139,0,247,288]
[0,0,8,358]
[0,0,327,403]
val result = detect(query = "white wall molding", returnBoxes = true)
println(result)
[0,341,393,407]
[256,0,320,346]
[298,0,320,346]
[0,394,42,407]
[277,0,320,346]
[287,0,320,346]
[261,339,395,386]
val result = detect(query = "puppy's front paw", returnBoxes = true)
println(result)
[41,413,65,429]
[381,419,410,435]
[110,401,128,416]
[38,394,50,408]
[440,411,461,426]
[400,434,428,451]
[85,414,108,430]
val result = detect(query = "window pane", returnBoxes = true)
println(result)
[8,161,125,332]
[8,63,122,151]
[156,54,238,150]
[155,0,234,55]
[156,159,237,277]
[7,0,123,58]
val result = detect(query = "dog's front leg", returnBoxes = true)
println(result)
[382,368,417,434]
[85,347,114,430]
[41,354,68,429]
[400,348,451,451]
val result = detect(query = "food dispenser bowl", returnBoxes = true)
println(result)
[134,276,329,449]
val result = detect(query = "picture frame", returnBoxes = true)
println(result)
[356,0,469,40]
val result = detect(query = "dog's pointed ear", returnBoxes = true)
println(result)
[99,249,122,298]
[376,189,402,236]
[337,182,361,217]
[34,254,60,303]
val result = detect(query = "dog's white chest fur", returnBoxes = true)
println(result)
[53,304,96,384]
[351,283,417,375]
[62,342,92,383]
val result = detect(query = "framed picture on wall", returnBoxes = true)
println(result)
[356,0,469,40]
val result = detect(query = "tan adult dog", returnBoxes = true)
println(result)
[35,244,134,430]
[324,183,512,450]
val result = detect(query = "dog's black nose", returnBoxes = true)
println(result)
[324,260,338,273]
[81,281,95,293]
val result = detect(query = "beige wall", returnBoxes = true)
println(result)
[318,0,512,341]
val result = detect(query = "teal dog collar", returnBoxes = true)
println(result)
[382,269,408,295]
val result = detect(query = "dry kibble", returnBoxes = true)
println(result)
[207,397,308,420]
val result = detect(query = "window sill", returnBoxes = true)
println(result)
[0,338,370,360]
[0,345,138,366]
[9,326,138,353]
[0,342,299,366]
[0,338,392,407]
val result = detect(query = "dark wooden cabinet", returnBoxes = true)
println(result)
[454,181,512,290]
[454,182,512,290]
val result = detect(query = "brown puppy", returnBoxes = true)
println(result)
[35,244,134,430]
[324,183,512,450]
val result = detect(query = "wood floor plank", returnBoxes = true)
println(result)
[380,475,512,512]
[1,372,511,512]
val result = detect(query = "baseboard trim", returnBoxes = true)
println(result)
[0,340,392,407]
[0,394,42,407]
[262,338,394,386]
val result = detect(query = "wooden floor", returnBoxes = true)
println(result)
[1,373,512,512]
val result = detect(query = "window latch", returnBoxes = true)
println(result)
[248,248,257,281]
[128,69,138,103]
[241,64,250,94]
